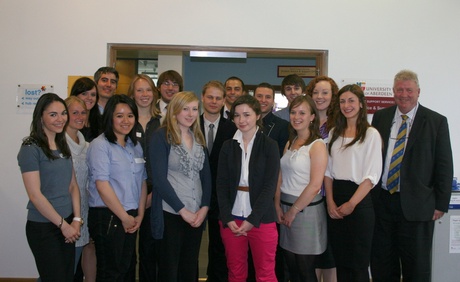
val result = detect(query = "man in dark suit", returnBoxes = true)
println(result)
[94,66,119,114]
[254,82,289,282]
[370,70,453,282]
[274,74,306,122]
[221,76,245,119]
[200,80,236,282]
[254,82,289,157]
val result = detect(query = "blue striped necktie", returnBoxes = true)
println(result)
[387,115,408,194]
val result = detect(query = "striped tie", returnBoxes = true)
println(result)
[387,115,408,194]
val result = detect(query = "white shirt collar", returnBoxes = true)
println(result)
[223,105,231,119]
[159,99,168,114]
[233,126,259,144]
[203,114,221,128]
[394,102,418,122]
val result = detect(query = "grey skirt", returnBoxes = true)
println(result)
[279,192,327,255]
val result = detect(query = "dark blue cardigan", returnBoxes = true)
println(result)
[149,127,212,239]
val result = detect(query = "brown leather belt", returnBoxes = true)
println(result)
[237,186,249,192]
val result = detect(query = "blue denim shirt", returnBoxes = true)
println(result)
[87,134,146,210]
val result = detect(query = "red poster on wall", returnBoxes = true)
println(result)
[340,79,395,114]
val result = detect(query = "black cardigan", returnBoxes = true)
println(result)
[216,131,280,228]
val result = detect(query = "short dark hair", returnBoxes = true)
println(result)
[255,82,275,98]
[102,94,138,145]
[229,94,263,128]
[94,67,119,84]
[225,76,245,93]
[281,74,305,95]
[157,70,184,91]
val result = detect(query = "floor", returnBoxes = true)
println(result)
[198,223,210,280]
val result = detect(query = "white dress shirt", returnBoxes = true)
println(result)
[231,127,259,218]
[203,115,221,144]
[381,103,418,190]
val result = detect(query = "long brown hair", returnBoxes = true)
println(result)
[328,84,370,155]
[24,93,71,160]
[288,95,322,148]
[305,75,339,131]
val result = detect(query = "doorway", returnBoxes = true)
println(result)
[109,43,328,95]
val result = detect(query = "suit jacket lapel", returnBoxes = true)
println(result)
[213,117,228,150]
[405,105,425,153]
[380,107,396,156]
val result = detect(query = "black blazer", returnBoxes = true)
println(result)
[200,115,237,217]
[261,112,289,157]
[217,131,280,227]
[371,104,453,221]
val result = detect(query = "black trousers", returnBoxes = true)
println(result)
[329,180,374,282]
[206,216,228,281]
[371,191,434,282]
[158,211,203,282]
[88,207,138,282]
[26,215,75,282]
[138,207,159,282]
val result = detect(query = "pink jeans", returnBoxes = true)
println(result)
[219,219,278,282]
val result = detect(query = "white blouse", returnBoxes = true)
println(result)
[325,127,382,186]
[231,127,258,218]
[280,139,326,197]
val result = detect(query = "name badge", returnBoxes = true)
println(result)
[136,132,142,138]
[135,158,146,164]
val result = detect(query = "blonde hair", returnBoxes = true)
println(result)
[202,80,225,96]
[394,69,419,87]
[164,91,205,146]
[64,95,87,110]
[127,74,161,118]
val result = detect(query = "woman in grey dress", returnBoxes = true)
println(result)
[275,95,328,281]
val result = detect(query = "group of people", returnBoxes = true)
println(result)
[18,67,453,282]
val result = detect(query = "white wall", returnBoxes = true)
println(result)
[1,0,459,277]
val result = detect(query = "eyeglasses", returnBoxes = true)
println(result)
[162,81,179,88]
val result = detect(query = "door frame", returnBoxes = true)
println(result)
[108,44,328,76]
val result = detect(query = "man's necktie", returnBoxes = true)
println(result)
[387,115,408,194]
[160,106,167,124]
[207,124,214,153]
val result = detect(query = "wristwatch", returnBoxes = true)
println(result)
[73,217,84,226]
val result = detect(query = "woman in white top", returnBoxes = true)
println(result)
[64,96,95,282]
[275,95,328,281]
[325,84,382,282]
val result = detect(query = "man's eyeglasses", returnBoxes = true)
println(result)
[162,81,179,88]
